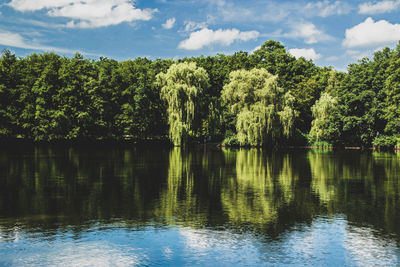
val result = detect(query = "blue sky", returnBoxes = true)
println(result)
[1,0,400,71]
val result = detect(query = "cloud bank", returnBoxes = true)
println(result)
[359,0,400,14]
[8,0,157,28]
[178,28,259,50]
[343,17,400,47]
[285,22,333,44]
[289,48,321,60]
[0,29,84,54]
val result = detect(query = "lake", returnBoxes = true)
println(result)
[0,145,400,266]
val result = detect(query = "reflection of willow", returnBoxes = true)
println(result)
[307,150,339,204]
[278,154,299,203]
[221,149,298,226]
[155,148,205,226]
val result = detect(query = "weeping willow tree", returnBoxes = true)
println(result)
[308,92,340,144]
[156,62,209,146]
[279,91,298,137]
[221,68,297,146]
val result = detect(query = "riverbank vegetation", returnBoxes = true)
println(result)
[1,40,400,148]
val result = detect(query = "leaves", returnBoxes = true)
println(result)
[157,62,209,146]
[309,92,340,144]
[1,40,399,147]
[222,68,297,146]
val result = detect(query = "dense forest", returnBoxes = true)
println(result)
[0,40,400,148]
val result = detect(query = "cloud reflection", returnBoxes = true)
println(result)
[9,239,146,267]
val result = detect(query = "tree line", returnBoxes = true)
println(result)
[1,40,399,148]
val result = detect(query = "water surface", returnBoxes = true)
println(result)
[0,145,399,266]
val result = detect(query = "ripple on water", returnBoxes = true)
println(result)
[0,217,400,266]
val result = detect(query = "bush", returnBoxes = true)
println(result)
[310,140,333,148]
[222,131,240,147]
[372,135,399,149]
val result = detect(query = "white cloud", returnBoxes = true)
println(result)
[18,19,65,29]
[162,17,176,29]
[207,0,349,25]
[343,17,400,47]
[0,30,32,48]
[7,0,157,28]
[178,28,259,50]
[285,22,333,44]
[250,45,262,54]
[303,0,351,17]
[182,21,208,32]
[0,29,93,55]
[8,0,79,11]
[208,0,289,23]
[289,48,322,60]
[359,0,400,14]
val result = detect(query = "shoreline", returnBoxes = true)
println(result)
[1,138,399,151]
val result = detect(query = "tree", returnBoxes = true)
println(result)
[0,50,20,137]
[58,53,98,139]
[250,41,317,91]
[1,41,398,147]
[383,45,400,136]
[187,52,252,140]
[336,50,391,146]
[156,62,209,146]
[309,92,341,144]
[222,68,297,146]
[29,53,64,140]
[291,69,341,133]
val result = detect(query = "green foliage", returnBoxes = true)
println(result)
[310,140,333,148]
[372,135,400,149]
[186,52,252,139]
[336,49,392,146]
[291,69,340,132]
[222,68,297,146]
[115,58,170,139]
[309,92,340,144]
[279,91,298,137]
[250,41,317,90]
[222,130,240,146]
[383,44,400,136]
[0,50,20,137]
[1,40,400,147]
[157,62,209,146]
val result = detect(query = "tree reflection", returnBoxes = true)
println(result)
[155,148,206,226]
[308,150,400,237]
[220,149,300,227]
[1,145,400,241]
[0,145,169,230]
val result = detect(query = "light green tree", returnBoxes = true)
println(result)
[222,68,297,146]
[309,92,340,144]
[157,62,209,146]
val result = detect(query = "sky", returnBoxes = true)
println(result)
[1,0,400,71]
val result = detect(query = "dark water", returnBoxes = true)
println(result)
[1,145,400,266]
